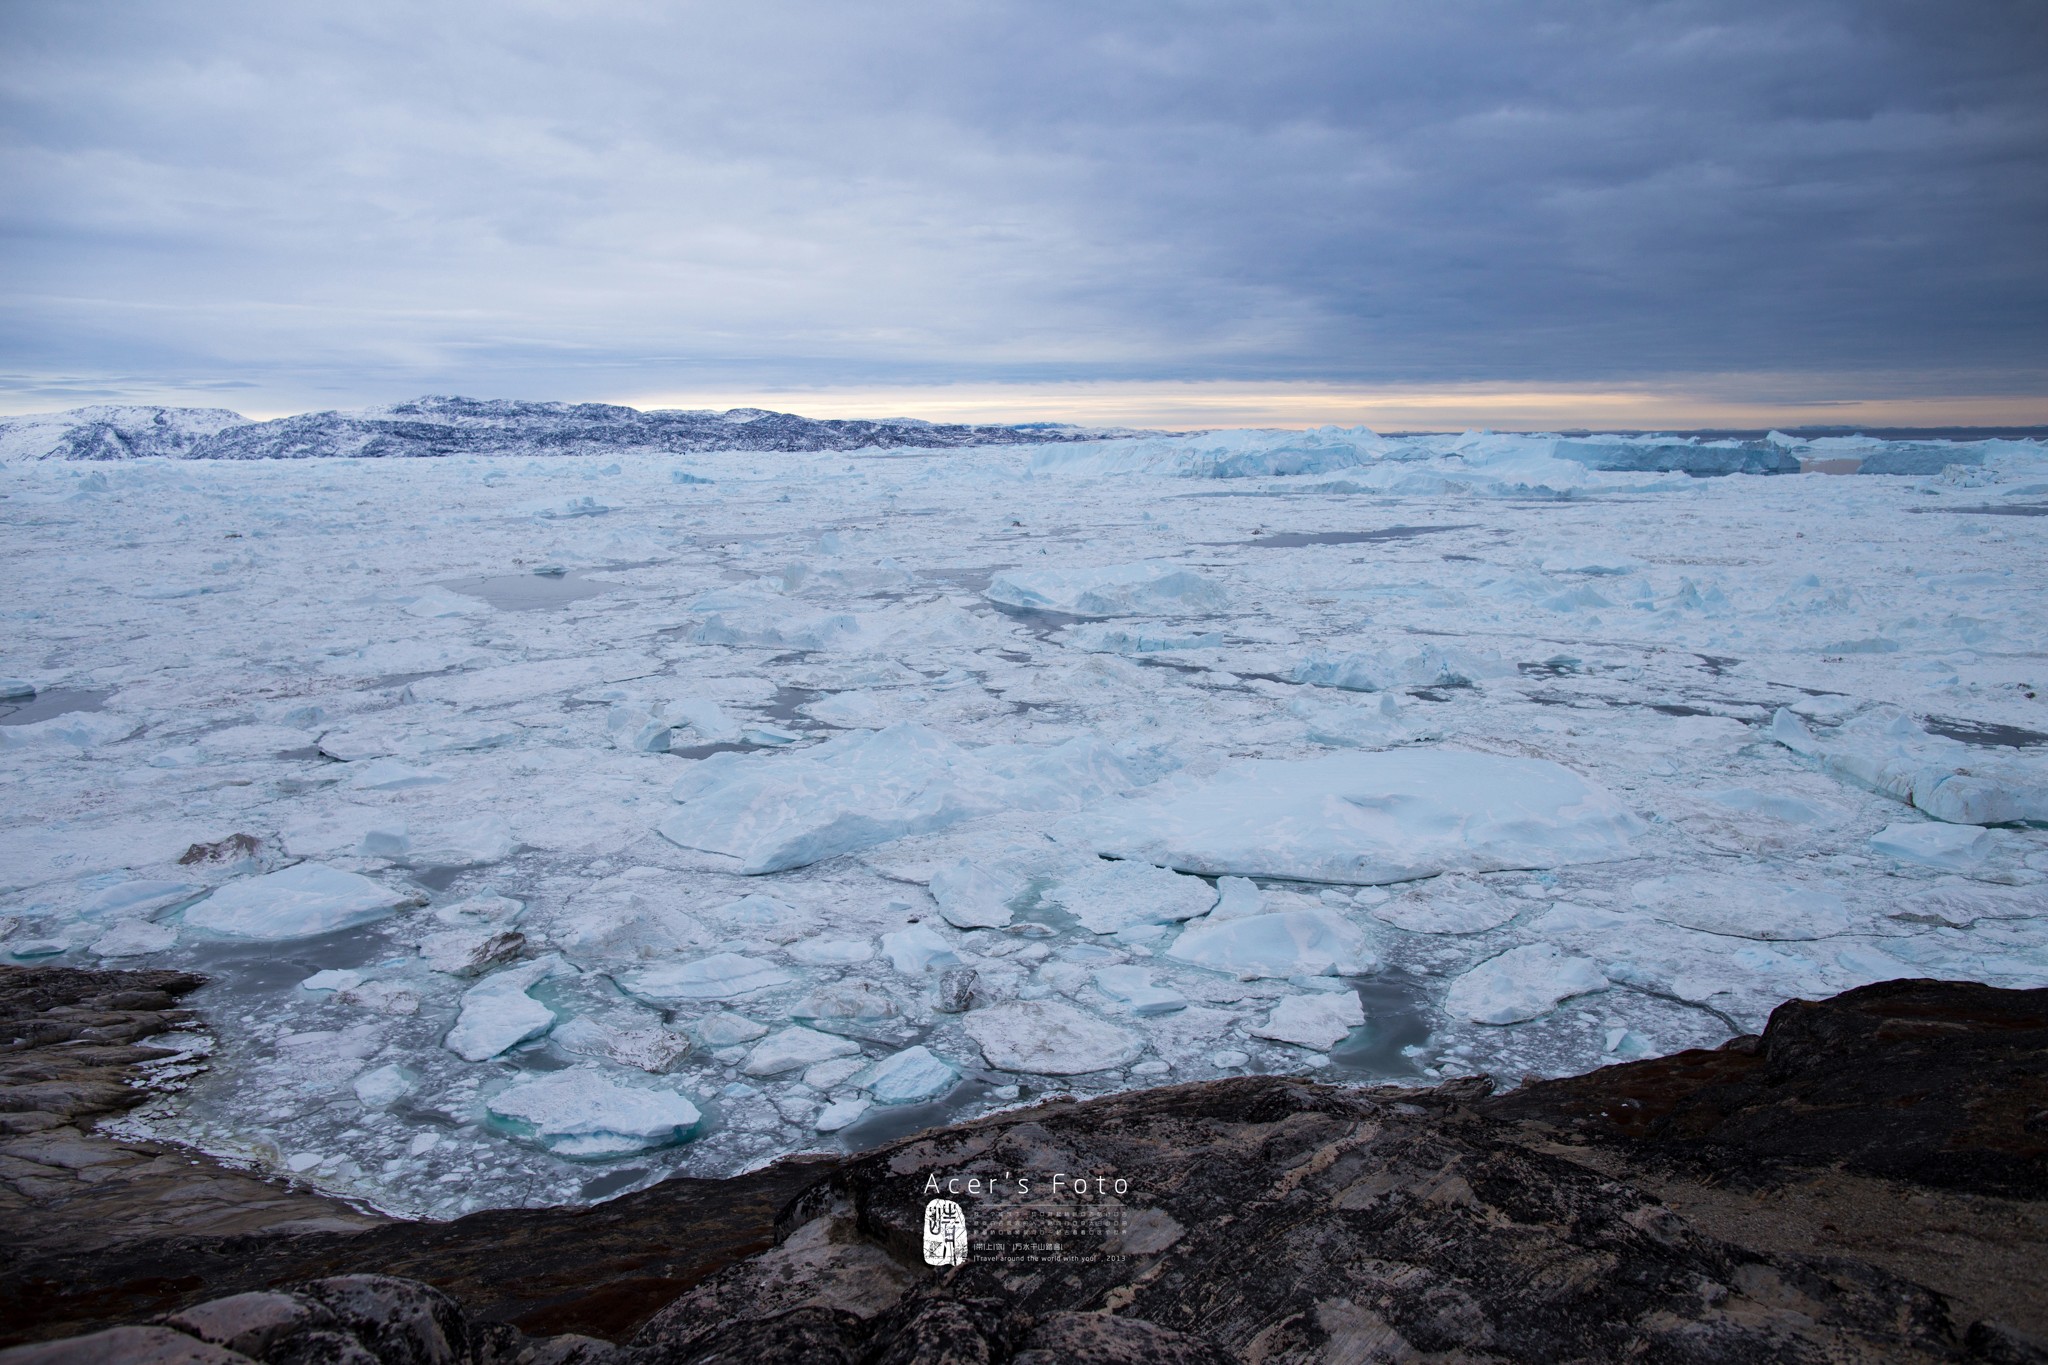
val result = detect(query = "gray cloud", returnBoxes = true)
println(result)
[2,0,2043,411]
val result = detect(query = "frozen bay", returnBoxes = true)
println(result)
[2,424,2045,1217]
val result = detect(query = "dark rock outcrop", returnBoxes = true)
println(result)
[4,977,2045,1363]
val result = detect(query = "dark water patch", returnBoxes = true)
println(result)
[1229,525,1475,549]
[1694,654,1742,677]
[838,1078,1001,1152]
[1442,553,1481,562]
[1924,716,2048,749]
[759,685,827,727]
[1407,682,1475,702]
[986,601,1080,641]
[1648,703,1718,718]
[0,688,109,725]
[274,745,338,762]
[578,1167,649,1201]
[1519,658,1581,679]
[410,866,470,894]
[442,571,621,611]
[1906,504,2048,517]
[171,924,394,997]
[671,741,777,760]
[1325,972,1434,1081]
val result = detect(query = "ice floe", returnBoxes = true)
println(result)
[485,1067,704,1158]
[963,1001,1143,1074]
[1166,910,1377,979]
[984,561,1228,617]
[1446,944,1609,1025]
[1085,749,1643,884]
[182,864,421,940]
[1251,992,1365,1049]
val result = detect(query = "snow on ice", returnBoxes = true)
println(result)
[3,414,2043,1218]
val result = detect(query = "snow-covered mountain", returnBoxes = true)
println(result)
[0,395,1109,463]
[0,404,248,463]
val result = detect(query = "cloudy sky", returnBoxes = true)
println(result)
[2,1,2044,427]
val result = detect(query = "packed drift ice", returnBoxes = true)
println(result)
[2,414,2045,1220]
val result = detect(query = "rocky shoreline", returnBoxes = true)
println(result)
[2,966,2043,1362]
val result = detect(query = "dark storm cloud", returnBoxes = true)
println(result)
[1,0,2043,408]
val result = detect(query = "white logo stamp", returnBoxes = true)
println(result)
[923,1197,969,1266]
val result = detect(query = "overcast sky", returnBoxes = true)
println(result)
[2,1,2044,425]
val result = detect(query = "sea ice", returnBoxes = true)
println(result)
[1210,876,1266,920]
[927,860,1019,929]
[1044,859,1216,933]
[1251,992,1365,1049]
[881,924,960,974]
[82,880,203,920]
[1166,910,1377,978]
[1295,644,1508,693]
[418,926,526,976]
[1091,965,1188,1016]
[741,1026,862,1077]
[854,1045,959,1103]
[90,919,178,957]
[1371,877,1523,935]
[963,1001,1143,1075]
[1869,822,1992,870]
[350,1064,414,1109]
[984,561,1228,617]
[485,1067,703,1159]
[1771,709,2048,825]
[786,936,876,966]
[1084,749,1643,885]
[1446,944,1608,1025]
[695,1013,769,1047]
[550,1017,691,1072]
[789,982,902,1026]
[659,723,1135,874]
[814,1097,872,1132]
[1631,874,1854,940]
[616,953,792,1003]
[181,864,420,940]
[444,958,562,1061]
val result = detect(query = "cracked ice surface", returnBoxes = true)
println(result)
[3,430,2047,1219]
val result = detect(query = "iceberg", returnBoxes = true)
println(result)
[1771,709,2048,826]
[660,723,1137,874]
[1295,644,1508,693]
[1166,910,1377,979]
[616,953,792,1003]
[927,860,1019,929]
[1869,822,1991,870]
[1445,944,1608,1025]
[1631,874,1854,940]
[1251,992,1365,1049]
[444,958,562,1061]
[963,1001,1143,1075]
[880,924,960,975]
[984,561,1228,618]
[741,1026,862,1077]
[1371,877,1522,936]
[1044,860,1216,934]
[1091,965,1188,1017]
[853,1045,958,1104]
[1210,875,1266,920]
[183,864,420,940]
[485,1067,703,1159]
[90,919,178,957]
[1085,749,1643,885]
[351,1064,414,1109]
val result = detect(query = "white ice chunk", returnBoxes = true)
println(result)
[550,1017,692,1073]
[695,1012,769,1046]
[985,560,1228,618]
[0,711,140,750]
[803,691,890,728]
[1066,624,1225,653]
[1631,874,1854,940]
[1091,965,1188,1016]
[300,968,364,993]
[741,1026,862,1077]
[854,1045,959,1104]
[1166,909,1377,978]
[402,586,490,618]
[183,864,420,940]
[660,723,1135,874]
[1045,860,1216,934]
[963,1001,1143,1075]
[786,936,876,966]
[1209,876,1266,920]
[81,880,202,920]
[790,982,902,1025]
[1869,822,1991,870]
[406,815,518,867]
[1771,708,2048,825]
[815,1097,872,1132]
[928,860,1019,929]
[1084,749,1643,885]
[1893,881,2043,926]
[1295,644,1508,693]
[444,958,562,1061]
[348,757,445,790]
[1445,944,1608,1025]
[1371,877,1522,935]
[617,953,792,1003]
[607,703,674,753]
[881,924,960,975]
[1251,992,1365,1049]
[351,1064,414,1109]
[485,1067,703,1158]
[90,919,178,957]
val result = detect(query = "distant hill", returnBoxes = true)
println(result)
[0,395,1118,462]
